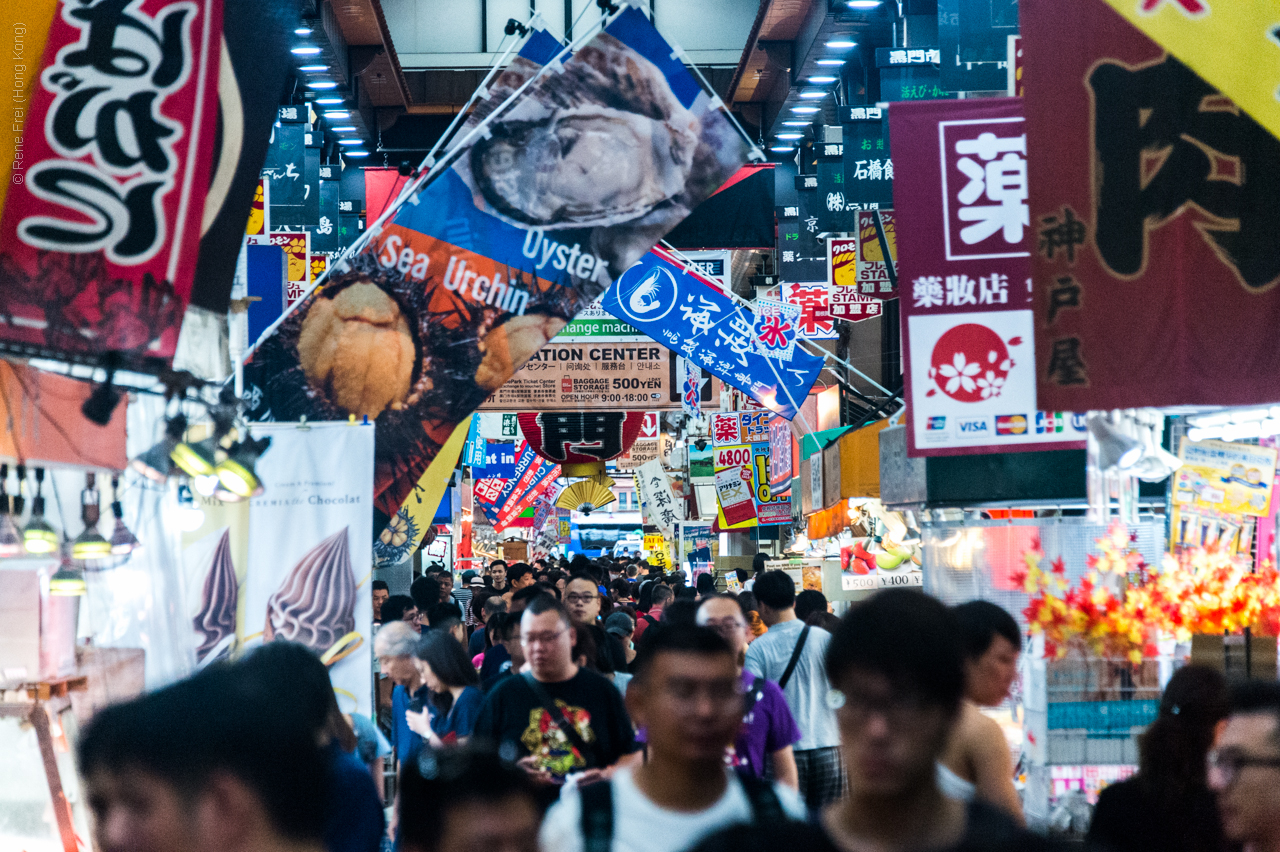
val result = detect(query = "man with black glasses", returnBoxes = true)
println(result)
[1209,681,1280,852]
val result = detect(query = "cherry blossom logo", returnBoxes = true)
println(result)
[927,323,1019,403]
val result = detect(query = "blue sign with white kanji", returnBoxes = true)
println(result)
[601,247,823,420]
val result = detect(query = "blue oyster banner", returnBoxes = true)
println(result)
[601,246,823,420]
[242,9,750,518]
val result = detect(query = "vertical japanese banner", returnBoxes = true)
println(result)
[637,459,682,537]
[270,231,310,305]
[0,0,224,365]
[891,97,1085,456]
[1024,0,1280,410]
[242,422,375,715]
[246,178,270,241]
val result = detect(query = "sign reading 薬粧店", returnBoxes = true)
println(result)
[891,97,1085,458]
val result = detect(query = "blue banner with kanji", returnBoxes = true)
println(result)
[601,246,823,420]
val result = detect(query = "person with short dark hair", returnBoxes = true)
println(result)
[488,560,509,592]
[564,573,627,674]
[512,581,558,612]
[81,664,329,852]
[398,745,540,852]
[237,643,384,852]
[410,575,441,613]
[695,572,717,598]
[372,580,390,624]
[795,589,828,623]
[634,585,673,641]
[424,601,468,646]
[469,595,508,656]
[381,594,421,633]
[473,595,637,787]
[937,600,1024,820]
[661,598,699,626]
[819,590,1051,852]
[745,570,841,810]
[1207,679,1280,852]
[505,563,536,598]
[697,595,800,789]
[406,630,484,749]
[1088,665,1229,852]
[540,624,804,852]
[479,611,527,692]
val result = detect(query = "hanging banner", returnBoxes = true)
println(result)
[636,459,683,536]
[1096,1,1280,145]
[1024,0,1280,410]
[841,107,895,210]
[679,356,703,420]
[714,464,758,528]
[243,7,749,518]
[892,96,1086,457]
[828,236,886,323]
[782,281,838,341]
[777,202,827,283]
[242,422,374,714]
[269,231,310,305]
[856,212,898,299]
[0,0,225,367]
[476,440,561,532]
[601,246,823,419]
[938,0,1016,93]
[751,299,800,361]
[246,179,270,241]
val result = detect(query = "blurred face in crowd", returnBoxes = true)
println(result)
[1209,712,1280,848]
[834,668,955,800]
[490,565,506,588]
[627,650,742,765]
[425,795,540,852]
[402,606,422,633]
[437,575,454,602]
[87,767,281,852]
[521,609,574,682]
[564,578,601,626]
[966,635,1020,707]
[372,588,389,620]
[501,622,526,670]
[696,597,748,664]
[380,653,421,688]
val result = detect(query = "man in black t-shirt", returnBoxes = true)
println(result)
[472,594,636,786]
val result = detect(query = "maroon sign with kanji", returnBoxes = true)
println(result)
[1024,0,1280,408]
[892,96,1085,457]
[0,0,224,367]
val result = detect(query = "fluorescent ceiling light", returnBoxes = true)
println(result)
[337,138,363,145]
[769,145,795,152]
[295,26,313,35]
[826,40,857,48]
[345,150,370,158]
[776,132,804,140]
[790,106,821,114]
[291,46,321,55]
[330,125,357,131]
[799,90,827,99]
[324,110,351,118]
[809,76,838,83]
[782,120,810,126]
[315,97,343,105]
[298,64,327,71]
[847,0,881,7]
[307,81,338,89]
[816,59,846,66]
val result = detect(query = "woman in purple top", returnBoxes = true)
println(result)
[697,594,801,788]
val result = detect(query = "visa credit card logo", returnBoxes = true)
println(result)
[957,417,990,435]
[996,415,1028,435]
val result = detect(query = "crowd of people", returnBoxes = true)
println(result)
[81,553,1280,852]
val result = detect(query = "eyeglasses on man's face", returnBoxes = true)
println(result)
[1207,747,1280,787]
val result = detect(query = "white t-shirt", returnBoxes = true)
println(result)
[539,765,806,852]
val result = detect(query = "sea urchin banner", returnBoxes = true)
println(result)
[242,7,749,517]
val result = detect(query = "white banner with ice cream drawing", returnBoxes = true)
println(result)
[242,422,375,715]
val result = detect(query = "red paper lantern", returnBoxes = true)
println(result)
[518,412,648,476]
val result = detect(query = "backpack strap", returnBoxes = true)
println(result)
[579,780,614,852]
[737,772,786,827]
[640,613,659,628]
[778,625,811,691]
